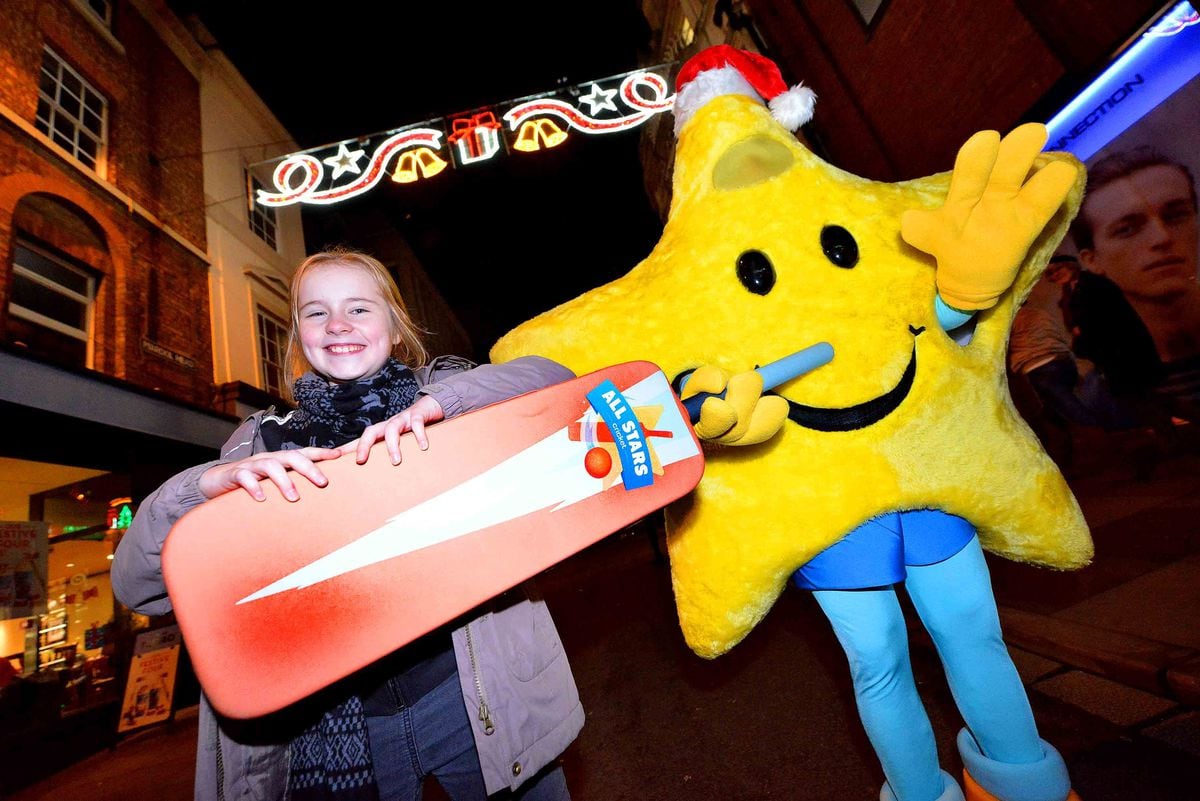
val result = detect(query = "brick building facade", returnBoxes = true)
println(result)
[0,0,213,402]
[0,2,235,791]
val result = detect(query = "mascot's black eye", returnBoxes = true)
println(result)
[736,250,776,295]
[820,225,859,268]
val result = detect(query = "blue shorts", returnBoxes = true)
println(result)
[792,509,975,590]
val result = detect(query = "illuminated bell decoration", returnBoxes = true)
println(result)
[254,67,675,207]
[513,119,569,152]
[391,148,448,184]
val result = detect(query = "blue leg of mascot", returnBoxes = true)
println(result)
[806,514,1077,801]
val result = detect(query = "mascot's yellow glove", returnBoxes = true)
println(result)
[680,366,790,445]
[901,122,1080,310]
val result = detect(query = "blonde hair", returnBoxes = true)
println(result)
[283,248,428,398]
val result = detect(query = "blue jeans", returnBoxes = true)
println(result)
[365,673,570,801]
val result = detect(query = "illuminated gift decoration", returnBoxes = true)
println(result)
[513,119,568,152]
[251,65,676,208]
[448,112,503,164]
[392,147,449,183]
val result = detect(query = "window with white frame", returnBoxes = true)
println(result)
[679,14,696,49]
[248,177,278,250]
[256,307,289,396]
[36,48,107,171]
[8,240,97,366]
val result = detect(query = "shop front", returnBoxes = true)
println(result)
[0,348,235,793]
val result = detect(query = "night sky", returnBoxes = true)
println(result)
[170,2,668,355]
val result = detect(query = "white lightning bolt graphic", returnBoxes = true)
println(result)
[237,374,697,604]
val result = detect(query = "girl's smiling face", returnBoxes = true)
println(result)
[296,262,398,383]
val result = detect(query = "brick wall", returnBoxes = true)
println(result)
[106,6,205,246]
[0,0,213,407]
[745,0,1165,180]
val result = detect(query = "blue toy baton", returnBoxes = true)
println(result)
[681,342,835,423]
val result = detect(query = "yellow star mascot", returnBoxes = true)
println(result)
[493,45,1089,801]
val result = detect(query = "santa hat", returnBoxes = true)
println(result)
[673,45,816,135]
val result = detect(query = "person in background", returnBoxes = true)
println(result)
[1010,264,1126,428]
[1057,254,1164,400]
[113,249,583,801]
[1008,263,1132,468]
[1071,148,1200,414]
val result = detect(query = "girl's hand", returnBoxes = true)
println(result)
[344,395,446,465]
[198,447,343,502]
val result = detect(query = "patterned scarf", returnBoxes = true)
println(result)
[262,358,419,452]
[277,359,418,801]
[287,696,378,801]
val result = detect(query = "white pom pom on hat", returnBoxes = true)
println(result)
[673,44,816,135]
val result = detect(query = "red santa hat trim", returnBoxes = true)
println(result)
[673,45,816,134]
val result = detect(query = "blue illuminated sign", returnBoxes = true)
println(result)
[1045,2,1200,161]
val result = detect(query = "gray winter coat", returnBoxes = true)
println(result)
[112,356,584,800]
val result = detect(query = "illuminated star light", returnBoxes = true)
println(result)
[578,83,619,114]
[323,142,365,180]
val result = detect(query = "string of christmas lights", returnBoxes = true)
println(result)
[252,63,677,208]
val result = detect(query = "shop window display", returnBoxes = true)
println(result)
[1,463,137,724]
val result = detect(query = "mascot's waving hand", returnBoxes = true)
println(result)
[494,46,1088,801]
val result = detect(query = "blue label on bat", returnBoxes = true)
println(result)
[585,380,653,490]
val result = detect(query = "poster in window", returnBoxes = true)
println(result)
[0,521,49,620]
[43,614,66,645]
[1044,2,1200,400]
[118,625,182,733]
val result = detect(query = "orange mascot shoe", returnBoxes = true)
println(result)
[963,770,1081,800]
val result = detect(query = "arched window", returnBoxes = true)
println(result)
[6,194,111,368]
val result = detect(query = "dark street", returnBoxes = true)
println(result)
[14,433,1200,801]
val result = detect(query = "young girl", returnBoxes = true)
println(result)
[113,249,582,800]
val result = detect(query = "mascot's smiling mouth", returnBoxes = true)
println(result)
[784,325,923,432]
